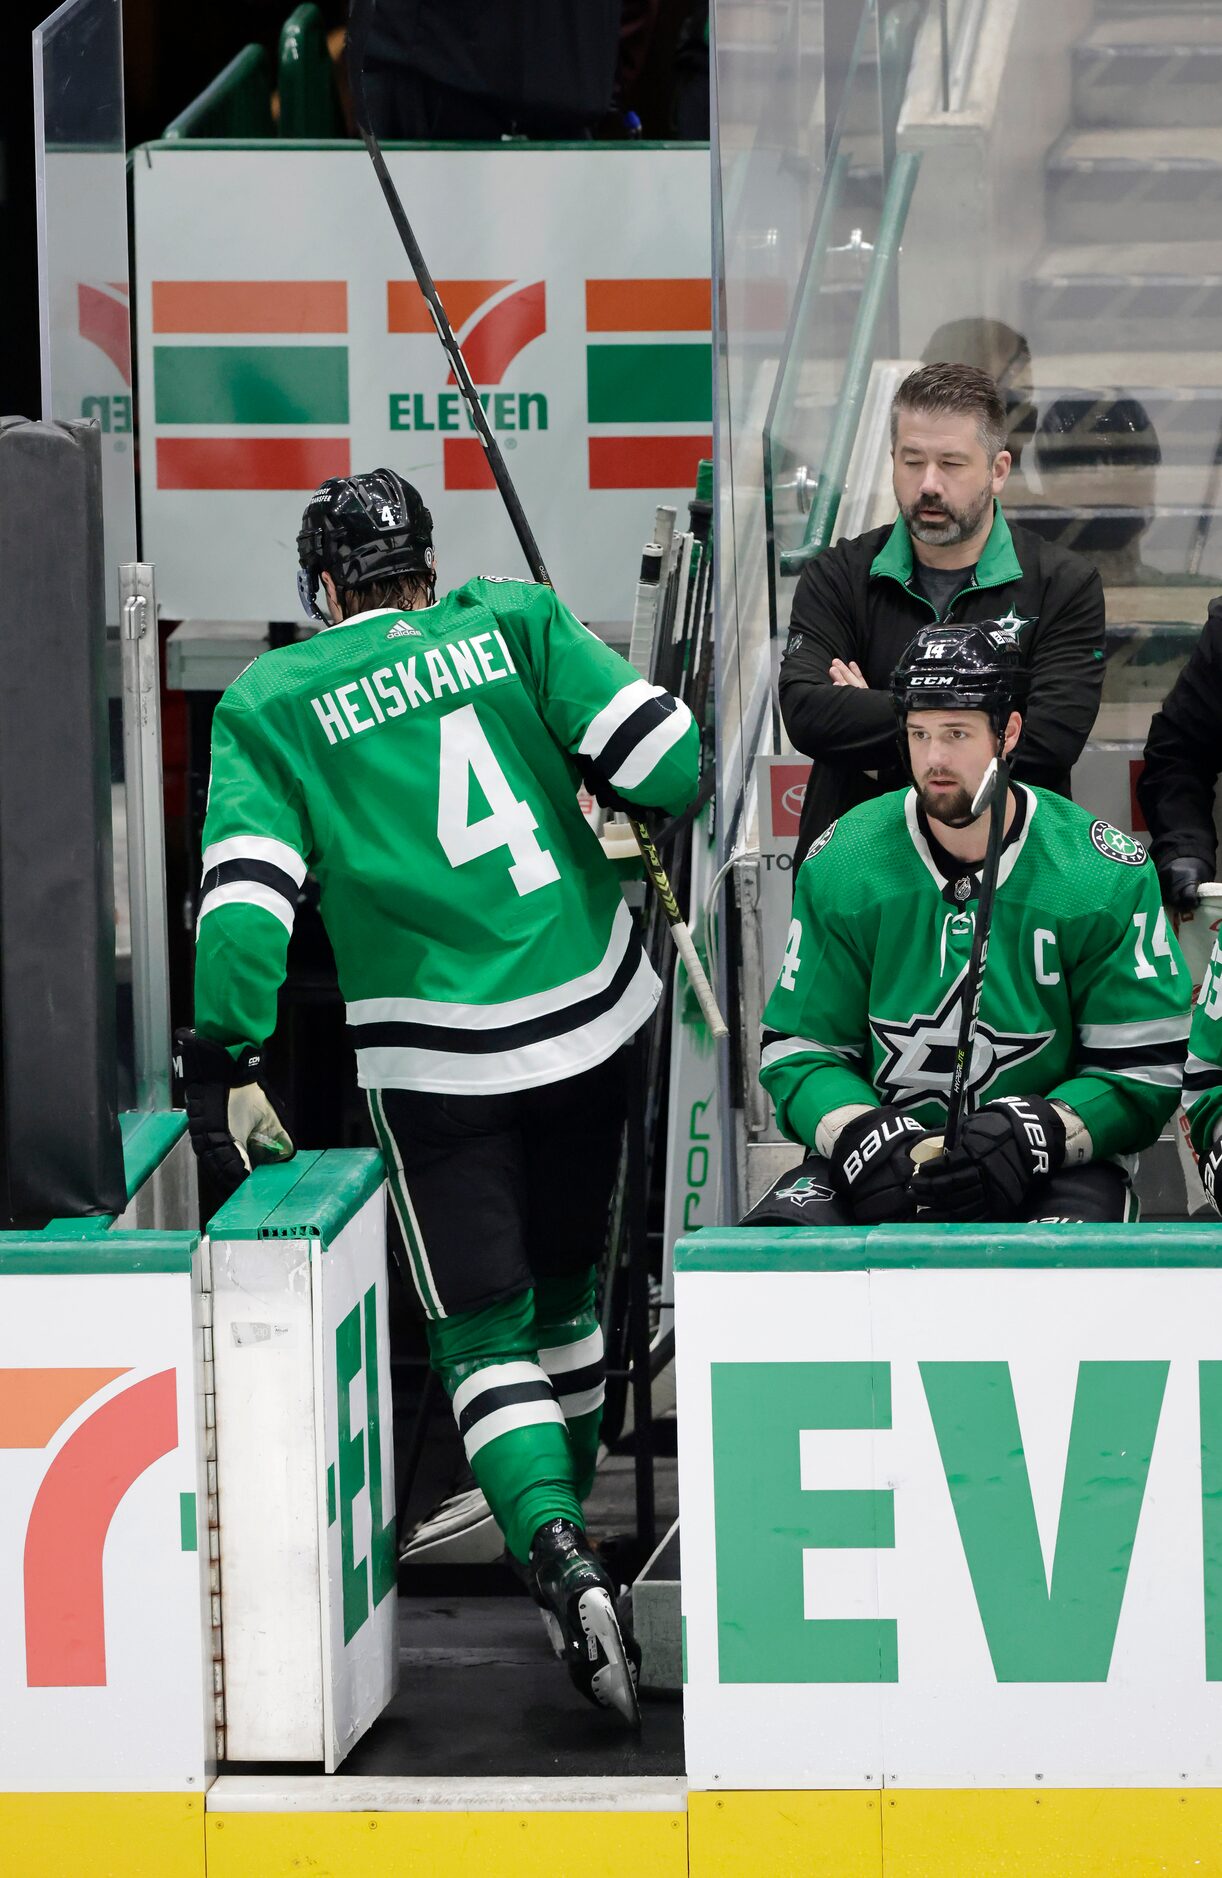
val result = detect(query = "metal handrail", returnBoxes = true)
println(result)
[163,44,271,140]
[779,148,921,575]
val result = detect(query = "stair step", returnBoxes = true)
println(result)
[1035,351,1222,393]
[1003,497,1222,582]
[1026,242,1222,353]
[1048,129,1222,245]
[1074,16,1222,129]
[1093,0,1222,13]
[1016,468,1222,509]
[1020,383,1222,473]
[1083,11,1222,40]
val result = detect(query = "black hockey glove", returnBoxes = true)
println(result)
[576,755,635,817]
[1160,854,1213,913]
[909,1095,1066,1223]
[828,1106,926,1225]
[1201,1134,1222,1216]
[173,1028,295,1199]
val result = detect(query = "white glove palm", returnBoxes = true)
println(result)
[227,1082,295,1173]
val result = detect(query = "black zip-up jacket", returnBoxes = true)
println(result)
[779,505,1106,866]
[1137,595,1222,877]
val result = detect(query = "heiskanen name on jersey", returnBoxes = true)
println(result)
[761,787,1189,1164]
[195,575,698,1093]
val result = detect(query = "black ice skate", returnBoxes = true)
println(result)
[529,1518,641,1728]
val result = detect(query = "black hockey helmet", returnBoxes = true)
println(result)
[297,469,435,621]
[891,623,1027,744]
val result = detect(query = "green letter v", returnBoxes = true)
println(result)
[921,1361,1167,1681]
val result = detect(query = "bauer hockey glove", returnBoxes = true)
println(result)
[1201,1130,1222,1216]
[828,1106,926,1225]
[909,1095,1066,1223]
[173,1028,295,1199]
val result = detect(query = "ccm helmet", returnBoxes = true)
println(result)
[891,622,1027,746]
[297,470,435,621]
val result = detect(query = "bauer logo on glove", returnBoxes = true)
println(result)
[830,1107,928,1225]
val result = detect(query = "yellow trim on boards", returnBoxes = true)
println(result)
[690,1789,1222,1878]
[0,1793,203,1878]
[882,1790,1222,1878]
[6,1785,1222,1876]
[204,1807,688,1877]
[689,1789,882,1876]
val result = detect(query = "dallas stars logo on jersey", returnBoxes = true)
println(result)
[871,964,1054,1111]
[1089,820,1147,867]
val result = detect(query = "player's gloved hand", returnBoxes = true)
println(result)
[1201,1131,1222,1216]
[173,1028,294,1199]
[828,1105,927,1224]
[1160,854,1212,913]
[576,756,635,817]
[908,1095,1066,1223]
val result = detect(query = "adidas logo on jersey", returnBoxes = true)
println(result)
[386,621,423,639]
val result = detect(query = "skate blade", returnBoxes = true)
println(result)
[578,1587,641,1730]
[539,1608,566,1660]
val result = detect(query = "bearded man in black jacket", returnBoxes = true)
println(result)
[780,361,1106,867]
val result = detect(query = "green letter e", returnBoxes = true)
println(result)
[711,1362,896,1683]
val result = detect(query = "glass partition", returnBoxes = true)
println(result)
[34,0,137,623]
[711,0,829,853]
[714,0,1222,1217]
[759,0,1222,763]
[761,3,908,655]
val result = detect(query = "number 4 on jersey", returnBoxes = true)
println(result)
[781,918,803,991]
[437,703,560,895]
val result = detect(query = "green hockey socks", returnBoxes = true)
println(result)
[534,1268,606,1501]
[426,1271,606,1562]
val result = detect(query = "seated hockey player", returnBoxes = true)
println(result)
[173,470,701,1728]
[752,623,1190,1226]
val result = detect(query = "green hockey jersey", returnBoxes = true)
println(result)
[761,786,1190,1160]
[194,577,699,1093]
[1183,941,1222,1153]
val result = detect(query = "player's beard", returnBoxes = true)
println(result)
[916,778,976,828]
[903,477,994,547]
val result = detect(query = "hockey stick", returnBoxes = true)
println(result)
[346,0,727,1040]
[941,755,1010,1154]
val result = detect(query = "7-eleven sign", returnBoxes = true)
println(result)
[0,1366,179,1686]
[0,1273,209,1792]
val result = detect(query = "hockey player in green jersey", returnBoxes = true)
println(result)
[754,623,1190,1226]
[173,470,700,1726]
